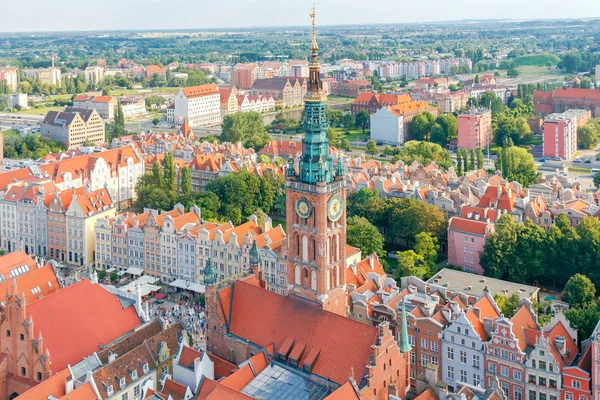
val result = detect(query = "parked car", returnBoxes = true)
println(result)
[539,157,546,162]
[551,157,562,161]
[585,159,592,164]
[573,158,582,163]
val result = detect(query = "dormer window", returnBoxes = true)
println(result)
[119,377,126,388]
[131,369,138,379]
[106,385,114,395]
[142,363,149,373]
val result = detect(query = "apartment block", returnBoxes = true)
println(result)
[0,66,18,93]
[73,95,117,120]
[41,107,105,148]
[543,109,591,159]
[457,108,493,150]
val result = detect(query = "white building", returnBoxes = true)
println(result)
[441,292,501,392]
[73,95,117,120]
[173,84,221,127]
[120,97,146,117]
[84,66,105,86]
[8,93,28,109]
[370,107,405,145]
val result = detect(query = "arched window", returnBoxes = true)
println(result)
[334,264,339,287]
[335,234,340,260]
[304,268,309,279]
[311,270,317,291]
[296,234,300,256]
[312,239,316,261]
[302,236,308,262]
[295,265,301,285]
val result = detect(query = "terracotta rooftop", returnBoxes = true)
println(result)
[26,279,142,372]
[218,280,378,385]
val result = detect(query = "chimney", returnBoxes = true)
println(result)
[65,375,74,394]
[108,351,118,363]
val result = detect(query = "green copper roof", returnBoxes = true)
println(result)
[399,300,412,353]
[249,240,261,267]
[299,101,333,184]
[203,257,217,286]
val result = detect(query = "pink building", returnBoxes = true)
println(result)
[447,206,497,274]
[543,109,590,159]
[457,108,492,150]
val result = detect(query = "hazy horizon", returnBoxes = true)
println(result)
[3,0,600,33]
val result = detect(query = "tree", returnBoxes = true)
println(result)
[388,198,447,248]
[341,113,355,130]
[456,148,463,175]
[151,161,163,187]
[162,151,177,192]
[578,123,599,149]
[339,138,351,151]
[469,149,475,171]
[476,148,484,169]
[494,293,521,318]
[110,271,119,282]
[594,172,600,189]
[180,166,192,195]
[479,92,506,115]
[394,250,425,281]
[429,123,447,145]
[326,127,342,147]
[346,216,385,258]
[152,118,160,126]
[474,74,480,84]
[562,274,596,308]
[221,112,271,150]
[258,154,270,164]
[462,148,468,173]
[507,68,520,78]
[410,112,435,141]
[558,52,583,73]
[414,232,439,272]
[565,305,600,341]
[366,140,378,156]
[355,110,369,133]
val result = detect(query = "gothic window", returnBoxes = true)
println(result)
[311,270,317,291]
[302,236,308,262]
[312,239,316,261]
[295,265,300,285]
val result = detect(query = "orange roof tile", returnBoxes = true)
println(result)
[58,382,98,400]
[26,280,141,372]
[449,217,492,236]
[510,305,539,351]
[197,378,253,400]
[16,368,71,400]
[325,381,360,400]
[219,281,378,386]
[414,388,439,400]
[0,264,59,304]
[182,84,219,99]
[162,379,188,400]
[465,295,500,341]
[220,364,255,391]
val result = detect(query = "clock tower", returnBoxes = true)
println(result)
[285,7,348,316]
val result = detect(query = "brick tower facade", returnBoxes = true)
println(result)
[285,10,348,316]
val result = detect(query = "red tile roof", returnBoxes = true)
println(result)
[16,368,71,400]
[414,388,439,400]
[325,381,360,400]
[162,378,188,400]
[26,280,141,372]
[449,217,493,236]
[465,295,500,341]
[197,378,253,400]
[1,263,59,304]
[219,281,377,385]
[510,305,539,351]
[182,84,219,99]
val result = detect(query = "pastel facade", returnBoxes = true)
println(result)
[370,107,405,145]
[543,109,591,159]
[458,108,493,150]
[41,107,105,148]
[73,95,117,120]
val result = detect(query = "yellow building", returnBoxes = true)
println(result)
[65,188,116,266]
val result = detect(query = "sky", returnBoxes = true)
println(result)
[3,0,600,32]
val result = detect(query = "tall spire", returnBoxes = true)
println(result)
[309,5,319,63]
[399,299,412,353]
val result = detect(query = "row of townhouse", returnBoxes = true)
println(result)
[347,263,593,400]
[94,206,289,291]
[0,182,117,266]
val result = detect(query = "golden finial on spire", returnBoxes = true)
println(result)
[309,4,318,54]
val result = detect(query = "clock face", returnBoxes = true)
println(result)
[295,198,312,219]
[327,193,344,222]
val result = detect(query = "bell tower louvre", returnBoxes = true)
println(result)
[285,7,348,316]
